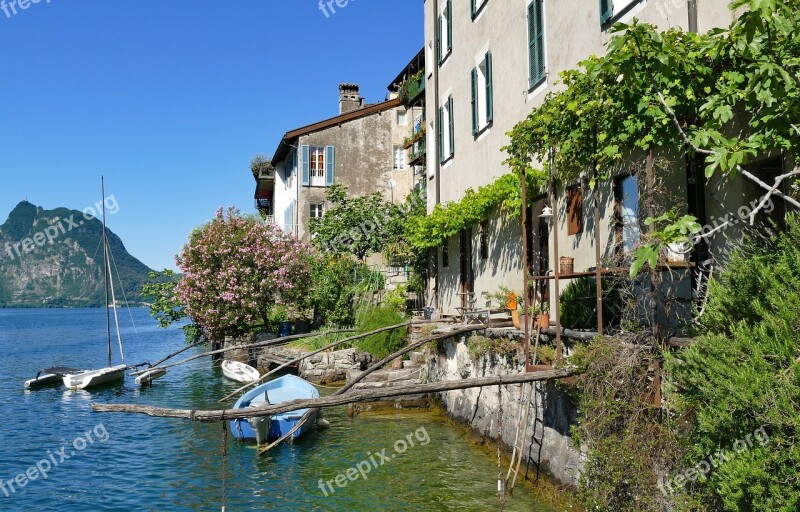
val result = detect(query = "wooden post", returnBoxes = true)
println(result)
[550,150,563,361]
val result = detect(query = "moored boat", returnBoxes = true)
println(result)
[221,360,260,383]
[230,374,319,444]
[134,367,167,386]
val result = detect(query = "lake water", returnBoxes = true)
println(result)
[0,308,557,511]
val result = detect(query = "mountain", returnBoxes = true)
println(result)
[0,201,154,308]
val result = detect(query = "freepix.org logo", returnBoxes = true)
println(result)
[1,0,52,20]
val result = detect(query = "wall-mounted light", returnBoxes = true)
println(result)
[539,205,553,222]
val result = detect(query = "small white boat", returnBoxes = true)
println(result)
[63,365,128,390]
[221,360,260,383]
[134,367,167,386]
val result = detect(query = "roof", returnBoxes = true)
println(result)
[271,98,401,164]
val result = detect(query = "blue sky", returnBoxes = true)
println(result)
[0,0,423,270]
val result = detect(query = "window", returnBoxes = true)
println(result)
[567,185,583,235]
[471,51,493,136]
[438,95,454,163]
[310,147,325,186]
[437,0,452,65]
[479,221,489,259]
[442,243,449,268]
[284,150,296,190]
[600,0,642,25]
[393,146,406,170]
[527,0,546,88]
[301,145,335,187]
[310,203,324,220]
[397,110,407,126]
[471,0,489,19]
[615,174,640,252]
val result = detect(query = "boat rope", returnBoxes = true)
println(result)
[109,248,139,337]
[497,384,506,510]
[220,411,228,512]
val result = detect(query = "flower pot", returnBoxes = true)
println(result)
[536,313,550,328]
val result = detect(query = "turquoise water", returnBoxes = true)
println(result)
[0,308,556,511]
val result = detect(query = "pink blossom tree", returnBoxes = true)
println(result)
[176,207,317,342]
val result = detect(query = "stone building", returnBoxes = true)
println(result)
[255,84,415,241]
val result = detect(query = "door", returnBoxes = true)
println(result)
[459,229,474,308]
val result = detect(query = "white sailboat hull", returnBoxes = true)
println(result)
[221,360,260,383]
[135,368,167,386]
[63,365,127,390]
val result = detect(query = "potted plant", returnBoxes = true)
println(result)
[534,301,550,328]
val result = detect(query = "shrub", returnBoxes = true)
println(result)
[560,276,621,330]
[355,306,407,358]
[666,214,800,511]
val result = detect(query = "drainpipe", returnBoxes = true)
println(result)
[432,0,442,311]
[687,0,698,33]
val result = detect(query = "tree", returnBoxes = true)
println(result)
[142,269,202,343]
[309,184,404,261]
[176,207,317,342]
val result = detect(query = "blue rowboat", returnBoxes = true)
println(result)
[229,374,320,444]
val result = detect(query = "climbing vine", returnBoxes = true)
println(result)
[504,0,800,274]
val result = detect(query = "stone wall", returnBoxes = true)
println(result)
[425,329,583,487]
[296,348,374,385]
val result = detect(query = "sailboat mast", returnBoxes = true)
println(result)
[101,177,112,367]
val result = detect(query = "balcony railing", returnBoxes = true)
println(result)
[398,71,425,106]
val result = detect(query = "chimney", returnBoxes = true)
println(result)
[339,83,363,114]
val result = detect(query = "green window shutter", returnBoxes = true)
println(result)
[438,106,445,164]
[485,51,493,125]
[301,145,310,186]
[448,96,455,158]
[325,146,335,186]
[437,14,443,64]
[600,0,613,24]
[471,0,476,19]
[446,0,452,53]
[471,67,479,136]
[528,0,545,87]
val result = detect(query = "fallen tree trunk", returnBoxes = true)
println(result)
[92,368,574,421]
[256,323,488,454]
[132,328,355,375]
[217,321,414,403]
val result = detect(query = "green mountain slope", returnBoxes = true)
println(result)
[0,201,154,308]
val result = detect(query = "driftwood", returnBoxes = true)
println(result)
[131,328,355,376]
[217,322,413,403]
[256,323,489,455]
[91,369,574,421]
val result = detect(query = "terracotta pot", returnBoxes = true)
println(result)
[511,310,521,329]
[537,313,550,328]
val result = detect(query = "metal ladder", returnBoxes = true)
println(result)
[525,382,546,483]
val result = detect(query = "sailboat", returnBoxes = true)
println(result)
[62,178,128,390]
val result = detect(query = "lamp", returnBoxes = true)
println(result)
[539,205,553,221]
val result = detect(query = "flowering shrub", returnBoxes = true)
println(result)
[176,207,317,341]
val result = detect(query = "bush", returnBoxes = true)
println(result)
[354,306,407,358]
[666,214,800,511]
[560,276,621,330]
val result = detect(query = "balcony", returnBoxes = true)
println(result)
[409,140,426,167]
[398,71,425,107]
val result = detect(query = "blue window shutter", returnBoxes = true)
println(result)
[438,106,445,164]
[528,0,546,87]
[448,96,455,158]
[301,145,310,186]
[325,146,335,186]
[485,51,493,124]
[471,68,478,136]
[446,0,452,53]
[600,0,613,24]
